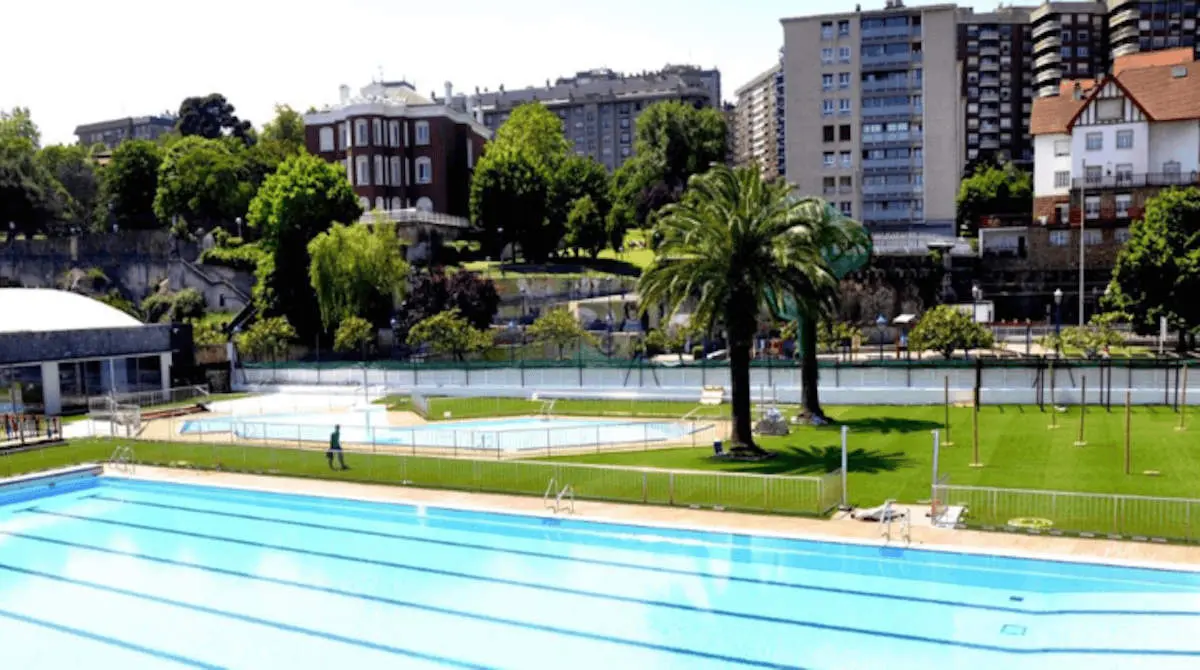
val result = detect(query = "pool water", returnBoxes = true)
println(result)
[1,477,1199,669]
[179,413,701,452]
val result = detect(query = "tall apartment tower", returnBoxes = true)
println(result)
[1030,3,1109,98]
[781,0,961,233]
[732,64,783,181]
[1109,0,1200,58]
[958,6,1036,170]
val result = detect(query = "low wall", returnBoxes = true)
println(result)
[239,362,1200,406]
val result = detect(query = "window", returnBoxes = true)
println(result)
[840,151,852,168]
[1115,163,1133,185]
[839,176,852,192]
[389,121,400,147]
[390,157,401,186]
[372,119,382,145]
[1096,98,1122,122]
[354,120,368,146]
[467,141,474,169]
[822,100,834,116]
[1085,165,1103,184]
[821,22,834,39]
[1054,171,1070,188]
[823,152,835,167]
[375,197,384,211]
[415,157,432,184]
[373,156,384,185]
[1085,132,1102,151]
[838,72,851,88]
[823,125,835,142]
[1053,140,1070,156]
[821,48,834,64]
[823,177,836,194]
[619,118,630,129]
[339,123,349,149]
[839,99,851,114]
[839,47,851,63]
[415,121,430,146]
[1050,230,1070,246]
[391,197,402,211]
[823,74,834,90]
[1085,195,1101,219]
[1115,228,1131,244]
[358,196,370,211]
[1116,130,1133,149]
[1115,193,1133,218]
[1084,228,1103,245]
[1164,160,1182,176]
[355,155,369,186]
[839,202,853,215]
[838,20,850,36]
[1076,46,1089,58]
[318,127,334,152]
[343,158,351,183]
[839,125,851,142]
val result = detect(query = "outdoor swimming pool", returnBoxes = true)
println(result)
[1,473,1198,669]
[179,412,704,452]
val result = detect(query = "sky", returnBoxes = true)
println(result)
[4,0,997,145]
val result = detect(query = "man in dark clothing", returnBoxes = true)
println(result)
[327,424,347,470]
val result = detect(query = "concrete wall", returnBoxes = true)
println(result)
[240,363,1200,406]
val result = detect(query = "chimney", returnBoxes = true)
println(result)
[339,84,350,104]
[1072,81,1083,100]
[445,81,453,103]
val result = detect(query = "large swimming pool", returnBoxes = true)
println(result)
[1,474,1199,669]
[179,413,703,452]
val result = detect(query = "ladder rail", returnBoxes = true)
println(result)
[555,485,575,515]
[543,478,558,510]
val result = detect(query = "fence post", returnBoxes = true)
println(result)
[943,376,954,446]
[1125,390,1132,475]
[1074,376,1088,447]
[642,472,648,503]
[840,424,849,508]
[668,472,675,505]
[1179,364,1189,432]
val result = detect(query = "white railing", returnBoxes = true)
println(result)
[108,445,135,474]
[932,483,1200,543]
[87,385,208,413]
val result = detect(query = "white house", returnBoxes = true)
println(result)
[1030,48,1200,228]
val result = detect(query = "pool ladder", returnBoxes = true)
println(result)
[880,500,911,546]
[543,478,575,515]
[109,445,136,475]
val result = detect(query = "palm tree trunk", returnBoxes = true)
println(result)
[728,338,757,450]
[800,316,826,422]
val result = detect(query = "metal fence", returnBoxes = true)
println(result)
[86,385,210,413]
[932,483,1200,543]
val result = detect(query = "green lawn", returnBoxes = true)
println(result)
[549,405,1200,504]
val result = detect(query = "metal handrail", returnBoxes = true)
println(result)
[543,478,557,510]
[556,485,575,515]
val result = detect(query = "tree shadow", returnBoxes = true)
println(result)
[711,445,913,475]
[825,417,943,434]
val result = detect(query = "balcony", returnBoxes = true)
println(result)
[1109,7,1139,28]
[862,182,923,196]
[862,103,918,120]
[978,107,999,119]
[1034,51,1062,70]
[979,30,1001,41]
[980,45,1001,57]
[1112,42,1140,58]
[1111,24,1140,44]
[979,60,1000,72]
[1031,20,1057,40]
[979,91,1000,102]
[861,79,919,93]
[862,130,923,145]
[862,157,923,171]
[1067,206,1145,225]
[863,208,918,223]
[862,51,921,68]
[1033,69,1060,86]
[861,25,921,41]
[1071,172,1200,190]
[1033,34,1061,53]
[979,138,1001,150]
[979,76,1001,87]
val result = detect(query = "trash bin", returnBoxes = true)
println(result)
[713,440,724,456]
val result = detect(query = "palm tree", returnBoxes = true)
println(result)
[639,165,866,452]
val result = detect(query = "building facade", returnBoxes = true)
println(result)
[74,115,177,149]
[732,64,783,180]
[1109,0,1200,59]
[781,0,961,233]
[440,65,721,172]
[303,81,491,218]
[1029,2,1109,98]
[958,6,1036,169]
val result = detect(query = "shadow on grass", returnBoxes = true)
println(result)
[485,258,642,277]
[825,417,943,434]
[713,445,913,476]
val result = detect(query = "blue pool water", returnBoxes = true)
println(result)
[179,413,700,452]
[1,476,1199,669]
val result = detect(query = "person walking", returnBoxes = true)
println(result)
[327,424,348,470]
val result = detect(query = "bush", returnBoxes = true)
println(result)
[643,329,668,357]
[691,344,705,360]
[199,241,265,271]
[140,293,174,323]
[169,288,206,322]
[908,305,994,359]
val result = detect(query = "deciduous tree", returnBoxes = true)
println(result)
[308,218,409,330]
[333,316,375,356]
[96,140,163,230]
[907,305,995,359]
[153,136,254,231]
[235,316,296,362]
[564,195,606,257]
[38,144,100,233]
[406,309,493,361]
[396,268,499,336]
[176,94,254,146]
[527,308,593,360]
[955,162,1032,236]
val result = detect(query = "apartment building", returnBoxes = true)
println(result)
[74,115,176,149]
[781,0,961,233]
[959,6,1036,169]
[732,64,783,180]
[1029,3,1109,98]
[303,81,491,218]
[440,65,720,172]
[1109,0,1200,59]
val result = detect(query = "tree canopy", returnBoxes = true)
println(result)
[176,94,254,146]
[97,139,163,230]
[235,316,296,361]
[955,162,1032,235]
[1105,187,1200,348]
[308,218,409,330]
[406,309,493,361]
[38,144,100,233]
[527,308,592,359]
[333,316,375,355]
[564,195,607,257]
[396,268,500,336]
[260,105,306,155]
[908,305,995,359]
[153,136,254,231]
[247,153,362,338]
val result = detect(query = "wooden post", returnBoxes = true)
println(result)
[1179,364,1189,432]
[1124,390,1132,475]
[943,376,953,446]
[1075,375,1088,446]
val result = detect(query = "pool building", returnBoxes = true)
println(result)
[0,288,180,415]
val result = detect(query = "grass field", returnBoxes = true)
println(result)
[0,439,828,516]
[376,394,733,421]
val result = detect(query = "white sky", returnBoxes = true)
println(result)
[4,0,996,145]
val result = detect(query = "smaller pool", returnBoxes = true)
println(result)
[179,413,705,452]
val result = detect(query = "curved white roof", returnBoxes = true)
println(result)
[0,288,143,333]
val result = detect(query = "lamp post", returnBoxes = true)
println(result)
[875,314,887,361]
[519,287,527,320]
[508,320,517,363]
[971,283,983,324]
[1054,288,1064,356]
[235,217,243,238]
[389,316,399,359]
[605,312,614,357]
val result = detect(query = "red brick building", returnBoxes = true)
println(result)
[303,81,491,219]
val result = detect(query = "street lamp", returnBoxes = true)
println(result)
[389,316,399,359]
[235,217,243,238]
[875,314,887,361]
[971,283,983,324]
[605,312,614,357]
[1053,288,1064,355]
[519,287,528,320]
